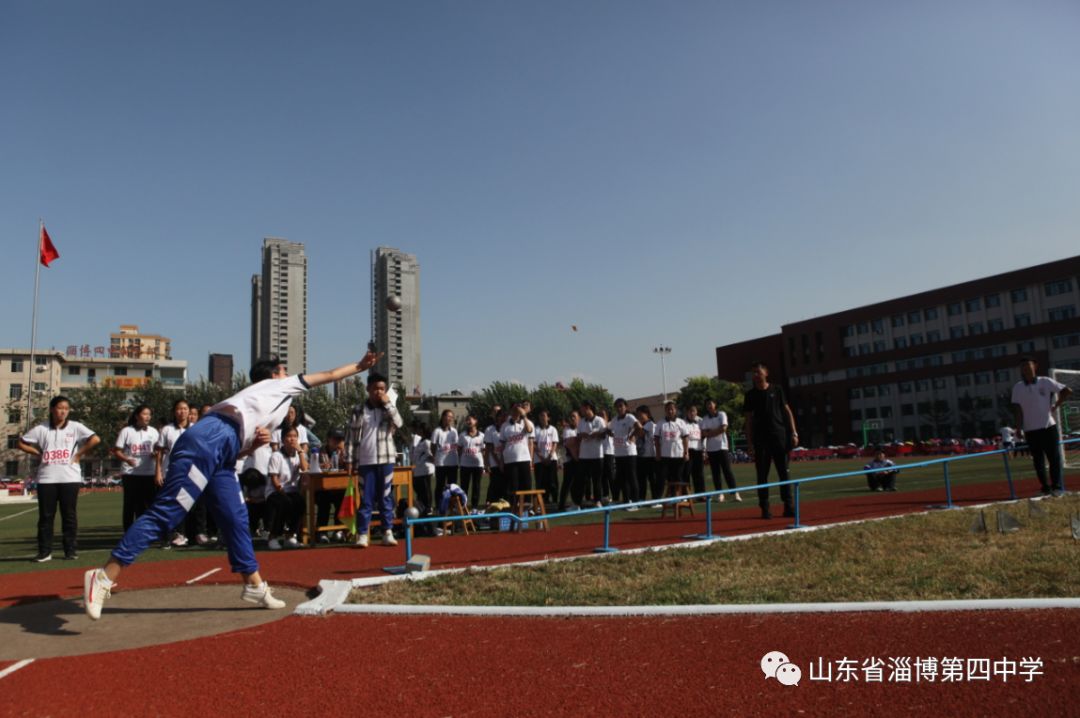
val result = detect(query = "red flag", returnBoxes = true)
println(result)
[39,225,60,267]
[337,475,358,535]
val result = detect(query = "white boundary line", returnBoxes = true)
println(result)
[185,568,221,585]
[0,508,37,523]
[0,659,35,680]
[294,494,1073,617]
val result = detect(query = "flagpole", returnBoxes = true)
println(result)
[26,220,43,431]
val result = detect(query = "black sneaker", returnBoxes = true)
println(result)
[782,506,795,518]
[32,553,52,563]
[1040,486,1052,496]
[63,552,79,560]
[760,509,773,520]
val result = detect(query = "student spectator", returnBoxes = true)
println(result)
[743,361,798,519]
[112,405,160,532]
[498,404,535,500]
[577,402,607,507]
[432,410,460,503]
[608,398,641,505]
[533,410,560,505]
[701,399,741,502]
[684,405,706,496]
[636,406,660,502]
[457,415,486,505]
[315,429,347,540]
[600,408,615,504]
[19,396,100,561]
[344,371,403,547]
[654,401,690,496]
[1011,356,1072,497]
[558,412,582,511]
[484,407,507,503]
[271,403,310,454]
[155,399,203,547]
[265,426,307,549]
[864,449,899,491]
[410,423,435,514]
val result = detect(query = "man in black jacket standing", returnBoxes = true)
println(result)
[743,362,799,519]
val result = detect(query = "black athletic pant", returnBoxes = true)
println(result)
[579,459,603,502]
[458,467,483,505]
[412,474,433,514]
[753,437,792,510]
[486,466,506,503]
[688,449,706,495]
[659,457,686,491]
[503,461,532,504]
[558,461,582,509]
[601,455,614,500]
[615,456,640,503]
[122,474,157,531]
[1026,425,1064,491]
[707,450,738,492]
[638,456,661,500]
[434,465,459,503]
[265,491,305,536]
[316,489,345,527]
[36,482,80,556]
[534,460,558,504]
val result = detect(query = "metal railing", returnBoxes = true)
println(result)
[398,437,1079,564]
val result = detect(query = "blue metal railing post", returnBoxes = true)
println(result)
[790,483,802,528]
[1002,451,1016,500]
[404,515,413,561]
[594,509,619,553]
[943,462,954,509]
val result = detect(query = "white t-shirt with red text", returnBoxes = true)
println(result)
[116,426,160,476]
[22,421,96,485]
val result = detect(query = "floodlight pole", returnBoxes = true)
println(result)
[653,346,671,401]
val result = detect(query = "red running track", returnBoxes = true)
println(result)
[1,476,1077,716]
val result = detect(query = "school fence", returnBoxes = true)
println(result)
[399,437,1080,565]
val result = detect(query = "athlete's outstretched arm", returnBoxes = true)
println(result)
[304,350,383,388]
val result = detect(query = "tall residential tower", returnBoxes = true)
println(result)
[371,247,421,398]
[250,238,308,373]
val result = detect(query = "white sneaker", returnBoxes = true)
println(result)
[381,531,398,546]
[195,533,211,546]
[83,568,113,620]
[241,582,286,610]
[718,494,726,503]
[268,538,282,550]
[355,533,369,548]
[332,531,344,542]
[171,533,188,547]
[626,506,639,512]
[734,493,743,502]
[285,536,299,548]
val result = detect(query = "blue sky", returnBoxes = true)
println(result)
[2,1,1078,398]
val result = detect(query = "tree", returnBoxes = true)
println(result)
[919,399,952,439]
[301,378,366,438]
[528,383,573,426]
[560,378,613,417]
[467,381,531,425]
[674,376,745,432]
[65,384,128,475]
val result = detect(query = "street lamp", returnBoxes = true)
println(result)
[653,345,672,400]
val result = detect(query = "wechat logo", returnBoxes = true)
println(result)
[761,650,802,687]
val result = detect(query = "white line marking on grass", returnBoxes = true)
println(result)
[331,598,1080,617]
[185,568,221,584]
[0,508,36,523]
[0,659,34,680]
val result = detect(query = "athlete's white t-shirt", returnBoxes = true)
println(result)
[639,420,657,457]
[561,427,578,463]
[656,418,690,458]
[576,416,606,460]
[411,439,435,477]
[432,427,460,467]
[22,421,96,485]
[115,426,160,476]
[483,425,501,468]
[457,431,486,468]
[156,423,187,474]
[608,415,639,458]
[533,425,559,460]
[603,435,614,456]
[1011,377,1067,432]
[267,450,303,494]
[242,444,273,476]
[700,412,729,452]
[499,421,533,464]
[211,374,309,451]
[1000,426,1016,444]
[685,420,703,451]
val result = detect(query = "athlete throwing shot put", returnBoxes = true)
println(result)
[83,349,383,620]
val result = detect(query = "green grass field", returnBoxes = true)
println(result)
[0,452,1057,576]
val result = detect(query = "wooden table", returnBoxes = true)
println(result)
[301,467,414,546]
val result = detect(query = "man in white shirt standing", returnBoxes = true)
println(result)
[84,350,382,620]
[1011,357,1072,497]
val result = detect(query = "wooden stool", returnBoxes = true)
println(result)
[513,489,549,531]
[661,481,695,519]
[442,494,477,536]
